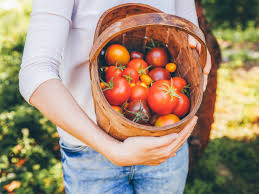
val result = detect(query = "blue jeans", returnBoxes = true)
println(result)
[60,140,189,194]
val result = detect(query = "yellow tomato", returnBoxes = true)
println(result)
[155,114,180,127]
[139,82,148,88]
[140,74,152,86]
[165,63,177,73]
[129,83,136,88]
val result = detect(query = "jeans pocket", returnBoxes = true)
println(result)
[59,140,89,153]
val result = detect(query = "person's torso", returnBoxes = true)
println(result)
[58,0,176,145]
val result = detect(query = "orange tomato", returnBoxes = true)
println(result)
[155,114,180,127]
[104,67,109,72]
[165,63,177,73]
[105,44,130,66]
[130,83,136,88]
[100,82,106,89]
[140,74,152,86]
[112,106,122,113]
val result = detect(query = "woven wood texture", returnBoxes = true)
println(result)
[89,4,207,140]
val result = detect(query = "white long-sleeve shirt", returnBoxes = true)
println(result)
[19,0,199,145]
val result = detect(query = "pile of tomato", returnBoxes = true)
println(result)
[99,43,190,127]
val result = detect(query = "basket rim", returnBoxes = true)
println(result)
[89,13,207,69]
[91,6,205,132]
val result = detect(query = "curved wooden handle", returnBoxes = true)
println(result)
[89,13,207,68]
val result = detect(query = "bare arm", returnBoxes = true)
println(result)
[19,0,198,166]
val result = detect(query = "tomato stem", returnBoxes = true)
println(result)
[126,101,149,123]
[138,64,152,76]
[151,38,156,48]
[159,79,180,99]
[123,73,133,84]
[102,77,115,91]
[182,84,191,96]
[115,62,126,71]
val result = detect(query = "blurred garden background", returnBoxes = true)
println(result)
[0,0,258,193]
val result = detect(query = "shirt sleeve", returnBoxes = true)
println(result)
[175,0,199,26]
[19,0,74,104]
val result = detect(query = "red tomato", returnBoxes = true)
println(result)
[147,80,179,115]
[105,66,123,82]
[155,114,180,126]
[145,47,168,67]
[103,77,131,105]
[122,67,139,83]
[149,67,171,81]
[172,92,190,117]
[130,85,149,101]
[172,77,187,91]
[130,51,144,59]
[105,44,130,65]
[127,59,149,75]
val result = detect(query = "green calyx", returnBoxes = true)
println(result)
[102,77,115,91]
[138,63,151,76]
[159,79,180,99]
[127,101,149,123]
[114,61,126,71]
[123,72,133,84]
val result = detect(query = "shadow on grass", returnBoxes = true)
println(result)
[185,136,259,194]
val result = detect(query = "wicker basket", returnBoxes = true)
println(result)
[89,3,207,140]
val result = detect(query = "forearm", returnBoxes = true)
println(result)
[30,79,121,157]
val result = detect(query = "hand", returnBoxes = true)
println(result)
[109,116,198,166]
[188,35,212,91]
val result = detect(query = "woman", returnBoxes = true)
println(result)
[19,0,211,193]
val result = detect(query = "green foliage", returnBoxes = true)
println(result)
[0,1,64,193]
[213,22,259,43]
[185,137,259,194]
[202,0,259,29]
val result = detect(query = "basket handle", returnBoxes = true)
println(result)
[89,13,207,68]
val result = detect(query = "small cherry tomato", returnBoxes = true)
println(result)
[165,63,177,73]
[155,114,180,127]
[130,83,136,88]
[140,74,152,86]
[100,82,106,89]
[112,106,122,113]
[104,67,109,72]
[140,82,148,88]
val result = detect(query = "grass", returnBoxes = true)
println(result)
[0,1,258,193]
